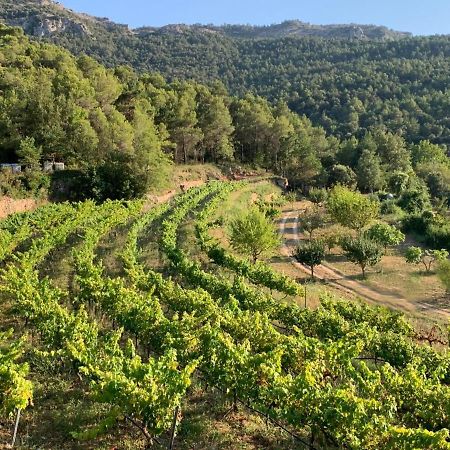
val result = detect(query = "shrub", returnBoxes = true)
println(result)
[309,187,328,205]
[437,260,450,293]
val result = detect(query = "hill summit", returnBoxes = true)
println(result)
[0,0,411,40]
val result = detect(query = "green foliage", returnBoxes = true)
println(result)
[0,329,33,417]
[398,183,432,214]
[6,3,450,149]
[341,236,383,277]
[328,164,357,188]
[293,240,325,278]
[229,207,280,263]
[17,137,41,170]
[365,222,405,251]
[437,260,450,293]
[327,185,380,231]
[356,149,384,193]
[405,246,449,273]
[308,187,328,204]
[298,205,327,240]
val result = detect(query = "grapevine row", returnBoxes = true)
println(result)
[0,201,197,444]
[75,189,450,449]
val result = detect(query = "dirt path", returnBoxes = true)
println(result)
[279,209,450,319]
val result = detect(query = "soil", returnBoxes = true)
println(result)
[0,196,41,219]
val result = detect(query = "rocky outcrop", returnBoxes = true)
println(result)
[9,15,90,37]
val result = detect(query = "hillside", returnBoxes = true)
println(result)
[2,1,450,145]
[0,1,411,40]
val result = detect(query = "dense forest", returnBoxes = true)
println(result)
[2,1,450,145]
[0,24,449,211]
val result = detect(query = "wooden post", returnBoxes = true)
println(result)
[11,408,21,448]
[304,283,307,309]
[168,406,179,450]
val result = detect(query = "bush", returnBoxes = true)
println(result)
[425,223,450,251]
[437,260,450,293]
[402,213,430,235]
[309,187,328,204]
[70,158,148,202]
[398,186,431,214]
[402,213,450,251]
[380,200,403,216]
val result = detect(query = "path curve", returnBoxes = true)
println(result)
[279,210,450,319]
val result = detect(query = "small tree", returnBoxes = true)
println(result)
[17,137,42,171]
[309,187,328,205]
[405,247,449,273]
[364,222,405,252]
[341,236,383,277]
[229,208,280,263]
[316,224,351,253]
[437,260,450,293]
[327,185,379,233]
[293,240,325,279]
[298,206,327,240]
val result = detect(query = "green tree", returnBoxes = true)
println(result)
[229,208,280,263]
[405,247,449,273]
[364,222,405,252]
[327,185,380,232]
[298,206,327,240]
[17,137,41,170]
[196,88,234,162]
[132,99,173,191]
[167,83,203,163]
[411,140,449,168]
[341,236,383,277]
[356,149,384,193]
[398,183,431,214]
[293,240,325,279]
[328,164,357,189]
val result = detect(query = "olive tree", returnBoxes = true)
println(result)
[298,206,327,240]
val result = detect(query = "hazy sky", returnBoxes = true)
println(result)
[60,0,449,36]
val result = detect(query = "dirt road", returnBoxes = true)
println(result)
[279,209,450,319]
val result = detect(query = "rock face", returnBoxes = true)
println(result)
[25,15,89,37]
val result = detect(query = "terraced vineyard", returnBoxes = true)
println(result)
[1,181,450,449]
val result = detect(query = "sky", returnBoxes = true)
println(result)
[60,0,450,36]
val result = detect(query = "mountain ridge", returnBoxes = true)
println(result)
[0,0,412,40]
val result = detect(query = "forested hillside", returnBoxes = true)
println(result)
[2,0,450,145]
[1,24,449,218]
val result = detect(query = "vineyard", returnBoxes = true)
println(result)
[1,180,450,450]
